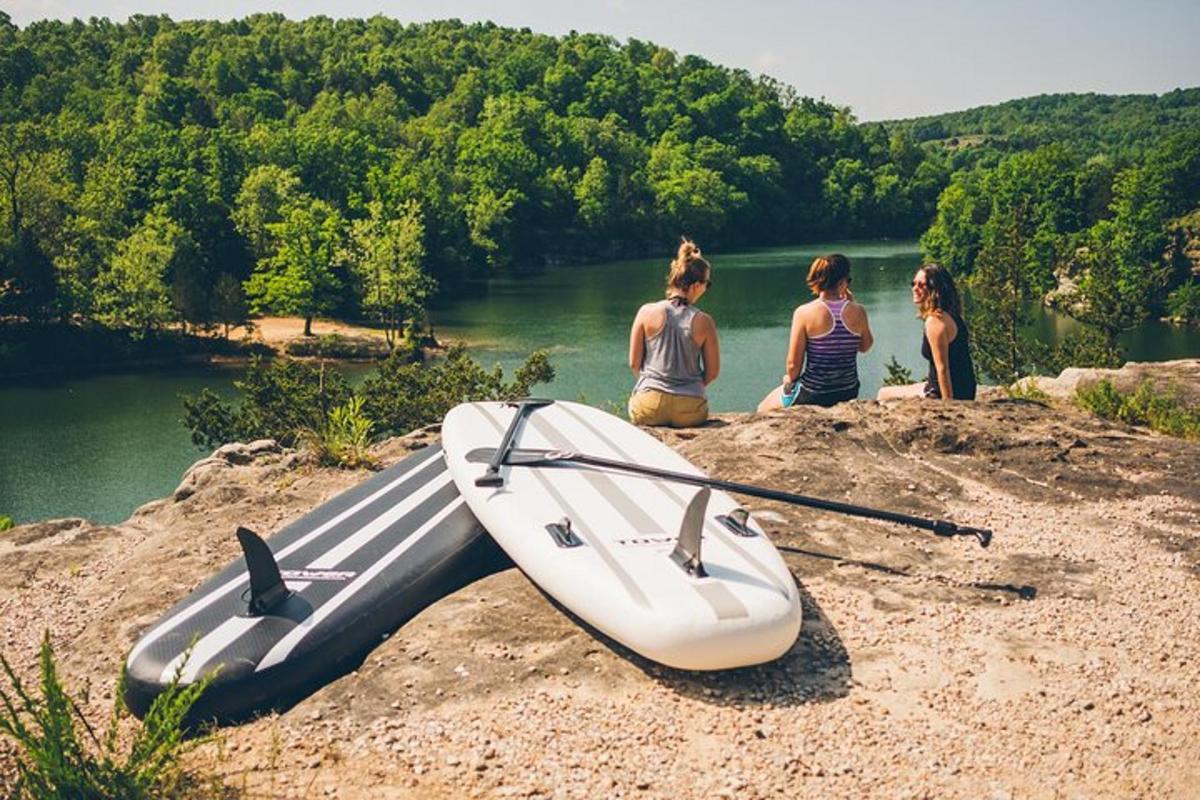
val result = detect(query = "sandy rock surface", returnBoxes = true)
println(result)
[2,390,1199,799]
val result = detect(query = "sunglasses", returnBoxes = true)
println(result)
[911,279,928,289]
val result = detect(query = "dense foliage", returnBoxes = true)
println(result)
[918,129,1200,378]
[880,89,1200,163]
[183,345,555,457]
[0,12,950,334]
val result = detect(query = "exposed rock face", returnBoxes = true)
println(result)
[2,381,1199,798]
[1028,358,1200,408]
[1165,209,1200,281]
[1043,247,1089,314]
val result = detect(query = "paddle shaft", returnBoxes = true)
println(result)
[488,447,992,547]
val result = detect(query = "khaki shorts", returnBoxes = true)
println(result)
[628,389,709,428]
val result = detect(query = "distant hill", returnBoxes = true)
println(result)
[875,88,1200,157]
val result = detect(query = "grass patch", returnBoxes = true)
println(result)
[1075,379,1200,439]
[1005,378,1052,404]
[0,632,223,799]
[300,396,378,469]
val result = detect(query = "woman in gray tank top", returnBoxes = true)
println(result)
[627,239,720,427]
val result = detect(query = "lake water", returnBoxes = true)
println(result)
[3,240,1197,525]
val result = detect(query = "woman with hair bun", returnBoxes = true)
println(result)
[757,253,874,412]
[627,238,720,427]
[877,262,977,401]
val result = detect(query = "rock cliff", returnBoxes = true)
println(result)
[2,363,1199,798]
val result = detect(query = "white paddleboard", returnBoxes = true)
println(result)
[441,400,802,670]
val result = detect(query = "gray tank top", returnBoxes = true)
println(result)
[633,299,706,398]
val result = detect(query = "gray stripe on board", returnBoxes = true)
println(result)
[129,447,444,669]
[472,404,650,609]
[555,403,789,598]
[179,478,466,682]
[165,476,461,683]
[256,497,468,672]
[527,416,659,535]
[530,406,749,622]
[695,582,750,620]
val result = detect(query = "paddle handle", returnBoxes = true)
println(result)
[475,399,554,487]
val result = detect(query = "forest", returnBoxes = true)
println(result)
[1,13,1198,359]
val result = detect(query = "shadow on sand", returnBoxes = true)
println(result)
[539,575,852,709]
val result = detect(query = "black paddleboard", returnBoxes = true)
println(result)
[124,444,509,724]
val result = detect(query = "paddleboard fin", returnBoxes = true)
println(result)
[670,488,710,578]
[236,526,290,615]
[546,517,583,548]
[716,507,757,537]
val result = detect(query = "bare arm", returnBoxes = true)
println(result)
[926,315,954,401]
[628,307,646,378]
[695,312,720,386]
[785,306,807,382]
[848,302,874,353]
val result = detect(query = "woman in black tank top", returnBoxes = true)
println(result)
[877,262,977,401]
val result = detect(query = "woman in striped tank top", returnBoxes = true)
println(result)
[757,254,874,412]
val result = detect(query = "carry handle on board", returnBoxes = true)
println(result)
[463,446,993,549]
[474,398,556,488]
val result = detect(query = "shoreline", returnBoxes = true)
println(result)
[1,316,440,384]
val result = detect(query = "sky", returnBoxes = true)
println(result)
[6,0,1199,121]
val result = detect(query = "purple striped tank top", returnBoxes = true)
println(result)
[798,299,861,394]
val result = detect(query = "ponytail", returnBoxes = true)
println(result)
[665,237,711,296]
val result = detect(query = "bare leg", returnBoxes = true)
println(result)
[876,382,926,401]
[756,384,786,413]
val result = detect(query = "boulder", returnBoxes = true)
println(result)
[1027,358,1200,407]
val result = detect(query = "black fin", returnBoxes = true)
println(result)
[670,488,710,578]
[236,526,290,615]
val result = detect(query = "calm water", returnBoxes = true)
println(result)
[3,240,1197,525]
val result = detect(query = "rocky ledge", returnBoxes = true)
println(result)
[2,362,1199,799]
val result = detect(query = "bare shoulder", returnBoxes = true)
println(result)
[793,298,821,320]
[844,300,870,322]
[924,311,951,337]
[636,300,664,320]
[693,308,717,332]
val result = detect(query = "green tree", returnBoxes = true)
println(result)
[211,270,248,338]
[93,210,185,337]
[965,203,1055,383]
[231,164,303,261]
[244,199,345,336]
[346,199,434,351]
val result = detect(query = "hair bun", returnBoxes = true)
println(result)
[677,238,700,263]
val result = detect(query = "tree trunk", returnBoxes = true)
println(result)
[304,316,313,337]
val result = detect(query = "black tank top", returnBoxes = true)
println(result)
[920,312,977,400]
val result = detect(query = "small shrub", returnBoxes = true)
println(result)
[1074,379,1200,439]
[358,345,555,437]
[182,356,353,449]
[0,632,217,799]
[0,515,14,532]
[882,355,915,387]
[301,396,378,469]
[1005,379,1051,404]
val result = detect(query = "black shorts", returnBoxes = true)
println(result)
[781,382,859,408]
